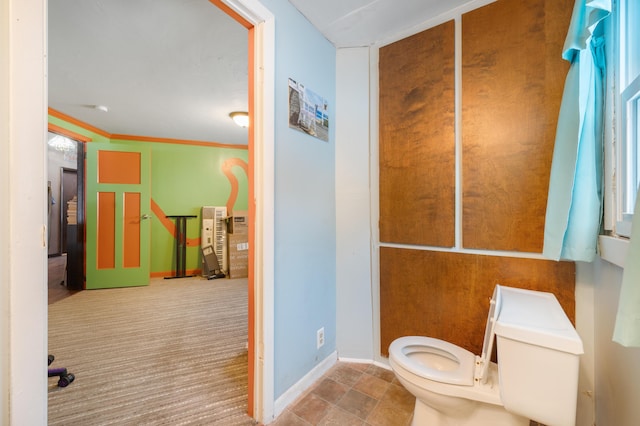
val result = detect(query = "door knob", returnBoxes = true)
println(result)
[141,214,152,220]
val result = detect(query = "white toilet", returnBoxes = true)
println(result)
[389,285,583,426]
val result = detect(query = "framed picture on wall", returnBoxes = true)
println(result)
[288,78,329,142]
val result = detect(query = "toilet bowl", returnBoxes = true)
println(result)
[389,336,529,425]
[389,285,584,426]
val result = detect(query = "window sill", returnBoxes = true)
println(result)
[598,235,630,268]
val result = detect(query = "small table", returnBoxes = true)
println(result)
[165,215,197,279]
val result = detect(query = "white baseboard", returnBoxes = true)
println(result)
[273,351,338,417]
[337,356,392,371]
[336,356,371,364]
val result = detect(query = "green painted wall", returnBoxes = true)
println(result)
[115,139,248,274]
[48,114,111,143]
[49,114,248,275]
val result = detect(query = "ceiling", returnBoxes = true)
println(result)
[48,0,476,145]
[48,0,249,145]
[289,0,476,48]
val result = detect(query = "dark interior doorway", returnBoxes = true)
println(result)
[60,167,77,253]
[47,133,85,292]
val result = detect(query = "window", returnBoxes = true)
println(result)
[616,0,640,237]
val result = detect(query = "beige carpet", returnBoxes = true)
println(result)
[48,276,256,425]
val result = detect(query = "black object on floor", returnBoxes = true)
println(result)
[165,215,198,279]
[48,355,75,388]
[202,245,226,280]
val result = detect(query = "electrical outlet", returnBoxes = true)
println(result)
[317,327,325,349]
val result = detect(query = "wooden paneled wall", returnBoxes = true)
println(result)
[379,247,576,356]
[378,0,575,356]
[379,20,455,247]
[461,0,572,252]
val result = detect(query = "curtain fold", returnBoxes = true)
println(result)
[542,0,611,262]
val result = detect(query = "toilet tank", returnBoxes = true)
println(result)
[494,286,583,426]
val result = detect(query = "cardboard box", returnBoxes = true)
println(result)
[226,211,248,235]
[227,232,249,279]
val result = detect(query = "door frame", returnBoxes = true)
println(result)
[221,1,276,420]
[2,0,276,423]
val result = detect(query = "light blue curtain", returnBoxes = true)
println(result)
[613,190,640,346]
[543,0,611,262]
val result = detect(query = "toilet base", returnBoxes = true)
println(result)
[411,398,530,426]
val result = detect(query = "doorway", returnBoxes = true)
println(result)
[45,0,262,420]
[59,167,76,253]
[4,0,275,423]
[47,132,78,257]
[47,132,84,298]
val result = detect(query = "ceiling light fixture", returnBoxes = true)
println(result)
[48,135,76,152]
[93,105,109,112]
[229,111,249,128]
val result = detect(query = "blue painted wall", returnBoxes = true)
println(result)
[260,0,337,400]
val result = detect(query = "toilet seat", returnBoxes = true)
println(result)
[389,337,504,406]
[389,336,476,386]
[389,285,504,387]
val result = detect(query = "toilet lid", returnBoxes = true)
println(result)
[477,285,502,383]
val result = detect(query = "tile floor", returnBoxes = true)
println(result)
[268,362,415,426]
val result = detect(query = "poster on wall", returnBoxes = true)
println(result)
[288,78,329,142]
